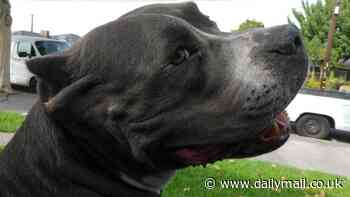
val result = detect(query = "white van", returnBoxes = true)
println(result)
[10,35,69,91]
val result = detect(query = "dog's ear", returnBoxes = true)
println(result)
[27,55,100,114]
[44,75,99,114]
[26,54,71,102]
[26,54,69,86]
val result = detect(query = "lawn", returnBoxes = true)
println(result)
[0,111,24,133]
[162,159,350,197]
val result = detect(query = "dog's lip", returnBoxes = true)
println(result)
[172,144,229,165]
[168,112,290,165]
[259,111,290,142]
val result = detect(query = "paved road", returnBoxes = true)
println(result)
[256,135,350,176]
[1,89,350,176]
[0,91,37,114]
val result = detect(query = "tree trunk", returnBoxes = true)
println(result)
[0,0,13,94]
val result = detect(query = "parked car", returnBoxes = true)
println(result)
[10,35,69,91]
[286,88,350,139]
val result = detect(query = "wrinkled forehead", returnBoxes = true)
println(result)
[121,2,220,34]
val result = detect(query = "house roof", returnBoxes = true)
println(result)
[12,31,43,37]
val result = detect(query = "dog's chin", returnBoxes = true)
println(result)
[166,112,290,167]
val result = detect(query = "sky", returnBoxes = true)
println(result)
[10,0,319,36]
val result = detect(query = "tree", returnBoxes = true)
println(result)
[292,0,350,67]
[236,19,264,32]
[0,0,13,94]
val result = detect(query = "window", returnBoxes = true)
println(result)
[17,41,36,57]
[17,41,30,56]
[35,41,69,56]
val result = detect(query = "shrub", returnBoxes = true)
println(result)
[304,77,321,89]
[326,72,346,90]
[303,72,348,91]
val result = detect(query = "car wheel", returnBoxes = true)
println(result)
[295,114,330,139]
[29,77,37,93]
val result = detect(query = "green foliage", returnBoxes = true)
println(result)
[236,19,264,32]
[292,0,350,67]
[304,71,348,90]
[162,159,350,197]
[326,71,346,89]
[304,76,321,89]
[0,111,24,133]
[305,37,326,66]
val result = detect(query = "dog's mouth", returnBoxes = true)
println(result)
[172,112,290,165]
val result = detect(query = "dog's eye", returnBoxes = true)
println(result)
[172,48,190,65]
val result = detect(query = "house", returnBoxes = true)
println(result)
[308,58,350,81]
[334,58,350,81]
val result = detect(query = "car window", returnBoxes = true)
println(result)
[17,41,31,57]
[35,41,69,56]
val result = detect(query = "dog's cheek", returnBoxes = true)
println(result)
[69,95,113,127]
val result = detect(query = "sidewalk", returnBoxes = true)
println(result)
[0,133,14,145]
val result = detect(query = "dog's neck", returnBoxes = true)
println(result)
[120,170,175,195]
[0,102,173,197]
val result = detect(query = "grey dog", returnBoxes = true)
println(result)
[0,2,308,197]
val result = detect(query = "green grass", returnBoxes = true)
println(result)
[162,159,350,197]
[0,111,24,133]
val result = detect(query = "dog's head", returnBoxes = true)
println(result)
[26,2,307,170]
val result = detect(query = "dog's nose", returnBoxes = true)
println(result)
[267,25,303,56]
[270,25,302,55]
[234,24,307,118]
